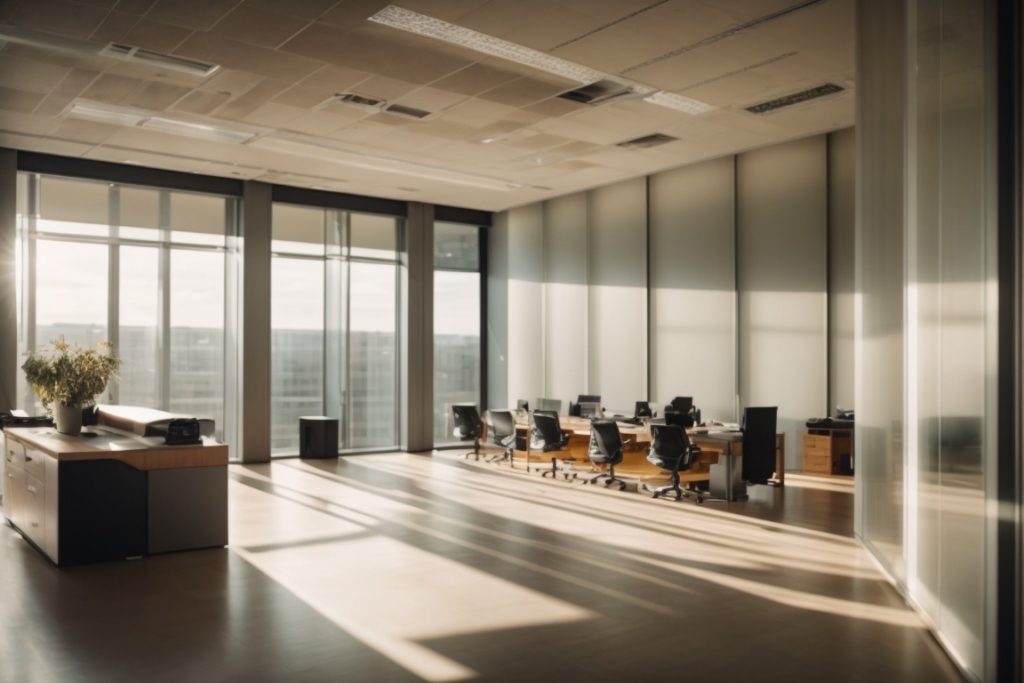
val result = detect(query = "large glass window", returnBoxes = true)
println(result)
[433,222,482,445]
[15,173,239,450]
[271,204,401,455]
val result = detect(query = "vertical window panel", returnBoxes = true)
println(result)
[433,223,482,445]
[347,261,397,449]
[118,246,160,408]
[271,257,325,455]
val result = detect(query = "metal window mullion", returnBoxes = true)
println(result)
[23,175,38,411]
[343,211,353,450]
[158,191,171,412]
[107,185,120,404]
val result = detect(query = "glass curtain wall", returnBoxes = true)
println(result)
[270,204,400,455]
[433,222,482,445]
[14,173,239,448]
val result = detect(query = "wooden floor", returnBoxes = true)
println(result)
[1,452,963,682]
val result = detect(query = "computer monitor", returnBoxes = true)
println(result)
[578,401,601,419]
[516,399,529,411]
[576,394,601,406]
[635,401,654,418]
[535,398,562,413]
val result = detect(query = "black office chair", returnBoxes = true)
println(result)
[664,409,688,429]
[635,401,654,419]
[486,410,516,467]
[587,419,631,490]
[646,423,703,502]
[531,410,573,479]
[451,404,483,460]
[669,396,694,415]
[741,406,778,485]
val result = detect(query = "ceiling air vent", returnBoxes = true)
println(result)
[331,92,386,112]
[383,103,433,120]
[617,133,679,149]
[100,43,219,78]
[746,83,844,114]
[558,79,635,105]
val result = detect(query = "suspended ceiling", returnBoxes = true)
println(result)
[0,0,854,211]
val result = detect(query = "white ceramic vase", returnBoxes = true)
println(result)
[53,403,82,436]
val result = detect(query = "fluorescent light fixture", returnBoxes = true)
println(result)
[67,101,146,126]
[369,5,604,84]
[250,135,525,191]
[642,91,716,115]
[141,116,258,142]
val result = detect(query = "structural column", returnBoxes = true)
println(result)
[241,181,272,462]
[401,202,433,452]
[0,149,17,412]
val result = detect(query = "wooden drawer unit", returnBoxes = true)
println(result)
[23,447,45,480]
[802,430,853,475]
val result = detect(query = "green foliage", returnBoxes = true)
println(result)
[22,338,121,409]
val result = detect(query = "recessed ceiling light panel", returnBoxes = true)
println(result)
[100,42,219,78]
[369,5,604,84]
[142,116,259,142]
[66,100,147,126]
[643,91,715,115]
[746,83,844,114]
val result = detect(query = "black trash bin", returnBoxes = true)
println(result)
[299,416,339,459]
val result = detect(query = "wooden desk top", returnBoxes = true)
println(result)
[5,426,228,471]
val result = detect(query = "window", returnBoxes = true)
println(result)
[433,222,482,445]
[271,204,401,455]
[15,173,239,450]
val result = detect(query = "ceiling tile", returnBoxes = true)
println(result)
[198,69,265,97]
[214,78,289,118]
[428,63,521,97]
[123,80,192,110]
[11,0,109,38]
[318,0,390,31]
[0,86,44,113]
[110,0,158,15]
[170,88,231,115]
[175,31,324,82]
[209,5,310,49]
[241,101,306,128]
[282,23,472,84]
[0,55,70,94]
[81,73,145,104]
[122,20,193,53]
[477,76,573,108]
[34,67,102,116]
[281,109,355,135]
[90,10,141,44]
[523,96,588,118]
[145,0,239,31]
[243,0,339,21]
[348,74,419,101]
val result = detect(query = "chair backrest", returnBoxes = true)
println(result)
[588,419,624,465]
[648,424,694,472]
[670,396,694,415]
[664,410,690,429]
[487,410,515,439]
[535,397,562,413]
[635,401,653,418]
[741,406,778,484]
[577,394,601,406]
[451,404,481,440]
[578,401,601,419]
[532,411,564,449]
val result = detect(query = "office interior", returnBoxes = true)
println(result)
[0,1,1020,682]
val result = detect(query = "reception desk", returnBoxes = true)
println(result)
[3,424,227,566]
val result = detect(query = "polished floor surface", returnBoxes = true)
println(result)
[1,453,963,682]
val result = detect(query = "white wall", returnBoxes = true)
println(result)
[490,130,854,472]
[649,156,736,422]
[543,194,588,402]
[587,178,647,413]
[737,136,828,469]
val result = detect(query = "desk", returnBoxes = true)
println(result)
[506,417,786,501]
[3,426,227,566]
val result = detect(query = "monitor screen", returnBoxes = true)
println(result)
[577,394,601,405]
[578,401,601,419]
[516,399,529,411]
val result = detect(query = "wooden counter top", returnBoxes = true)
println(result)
[5,426,228,471]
